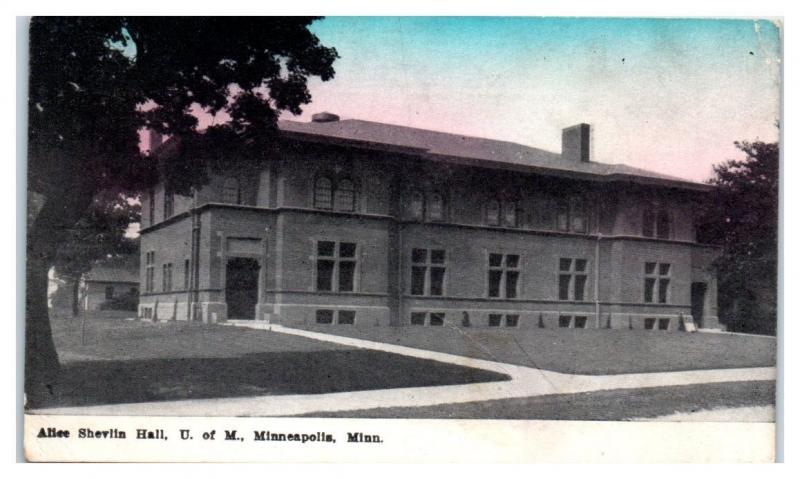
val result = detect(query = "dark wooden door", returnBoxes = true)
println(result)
[226,258,260,320]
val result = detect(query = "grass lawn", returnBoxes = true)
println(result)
[301,381,776,420]
[298,325,776,375]
[39,316,508,408]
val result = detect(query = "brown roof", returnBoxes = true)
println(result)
[278,118,710,191]
[83,257,139,284]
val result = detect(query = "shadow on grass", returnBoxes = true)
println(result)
[38,349,510,409]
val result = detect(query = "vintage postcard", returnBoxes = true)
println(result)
[22,16,781,462]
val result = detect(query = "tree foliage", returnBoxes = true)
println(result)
[697,141,779,334]
[26,17,338,407]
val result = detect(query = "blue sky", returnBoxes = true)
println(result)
[283,17,782,181]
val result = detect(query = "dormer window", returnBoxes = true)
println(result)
[223,177,240,204]
[314,176,333,209]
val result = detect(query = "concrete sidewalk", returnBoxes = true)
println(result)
[35,323,776,417]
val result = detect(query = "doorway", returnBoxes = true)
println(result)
[691,282,707,329]
[226,257,260,320]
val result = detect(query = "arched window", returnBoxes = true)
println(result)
[656,209,671,239]
[314,176,333,209]
[503,201,518,227]
[409,190,425,220]
[334,178,356,211]
[223,177,240,204]
[486,199,500,226]
[428,193,444,221]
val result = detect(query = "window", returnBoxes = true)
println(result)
[658,318,671,330]
[570,200,586,233]
[643,206,671,239]
[148,188,155,226]
[558,258,588,301]
[316,309,334,324]
[145,251,155,293]
[410,312,426,326]
[574,316,588,329]
[410,312,445,326]
[428,193,444,221]
[656,210,671,239]
[104,286,115,300]
[316,241,358,292]
[489,313,519,327]
[410,248,446,296]
[338,310,356,325]
[487,253,521,299]
[129,287,138,296]
[644,262,671,303]
[184,259,191,290]
[559,315,572,328]
[559,315,588,329]
[409,190,425,219]
[556,199,588,233]
[164,189,174,218]
[502,201,518,227]
[334,179,356,212]
[314,177,333,209]
[644,317,657,330]
[316,309,355,325]
[486,199,500,226]
[223,177,240,204]
[162,263,173,292]
[556,201,570,231]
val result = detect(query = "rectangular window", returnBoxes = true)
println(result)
[571,200,587,233]
[574,316,588,329]
[162,263,173,292]
[559,315,572,328]
[410,248,446,296]
[316,241,358,292]
[410,312,426,326]
[556,203,569,231]
[645,317,657,330]
[338,310,356,325]
[429,312,445,326]
[644,262,671,304]
[488,314,502,327]
[104,286,115,300]
[658,318,670,330]
[316,309,334,324]
[558,258,588,301]
[487,253,521,299]
[145,251,155,293]
[505,314,519,327]
[410,312,445,326]
[184,259,190,290]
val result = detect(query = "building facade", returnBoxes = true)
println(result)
[138,114,721,331]
[82,257,140,311]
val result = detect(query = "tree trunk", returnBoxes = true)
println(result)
[71,278,80,317]
[25,188,94,409]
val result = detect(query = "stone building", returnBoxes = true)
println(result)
[138,114,721,331]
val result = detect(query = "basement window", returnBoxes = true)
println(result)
[316,309,334,324]
[559,315,572,328]
[574,316,588,329]
[338,310,356,325]
[505,314,519,327]
[644,318,657,330]
[410,312,426,326]
[488,314,502,327]
[429,312,445,326]
[658,318,670,331]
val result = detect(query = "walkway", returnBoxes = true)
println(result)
[35,323,776,417]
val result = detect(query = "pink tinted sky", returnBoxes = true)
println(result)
[154,17,781,183]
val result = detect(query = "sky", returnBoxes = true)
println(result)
[271,17,781,182]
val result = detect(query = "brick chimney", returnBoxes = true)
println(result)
[561,123,591,163]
